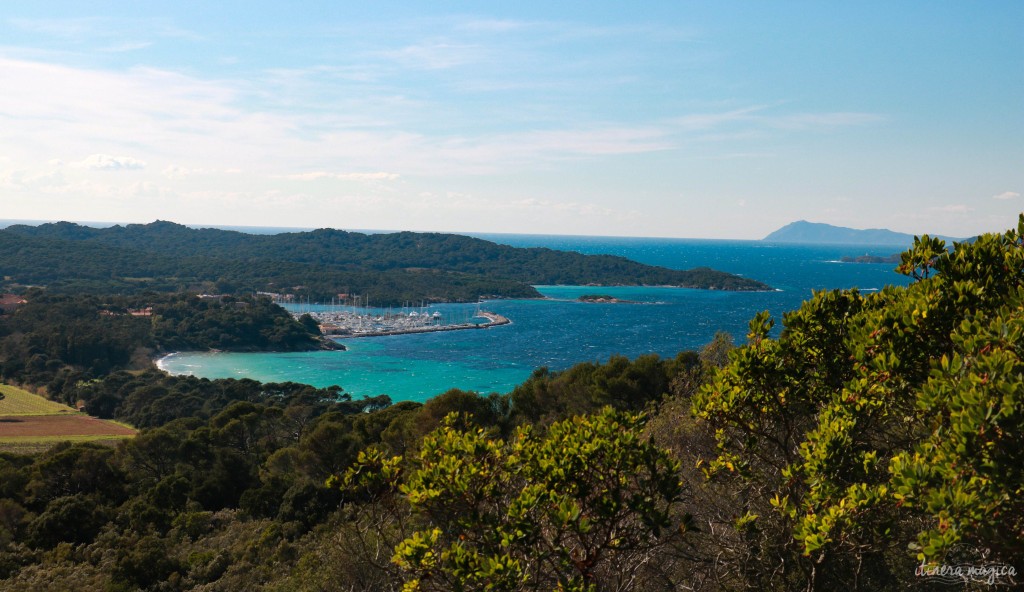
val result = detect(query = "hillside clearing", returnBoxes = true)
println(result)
[0,383,136,451]
[0,384,77,415]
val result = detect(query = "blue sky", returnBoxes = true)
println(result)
[1,2,1021,239]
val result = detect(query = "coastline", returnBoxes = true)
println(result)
[154,335,347,375]
[154,352,176,374]
[155,313,511,374]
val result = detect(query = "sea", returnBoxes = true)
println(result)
[158,233,913,404]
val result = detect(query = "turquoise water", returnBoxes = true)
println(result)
[160,236,912,402]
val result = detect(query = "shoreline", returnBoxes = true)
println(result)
[154,334,350,373]
[155,313,511,372]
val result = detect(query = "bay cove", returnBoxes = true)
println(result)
[160,235,912,402]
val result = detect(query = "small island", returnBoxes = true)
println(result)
[576,294,636,304]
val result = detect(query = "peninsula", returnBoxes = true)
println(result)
[0,221,771,303]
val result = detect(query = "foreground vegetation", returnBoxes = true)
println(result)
[0,218,1022,590]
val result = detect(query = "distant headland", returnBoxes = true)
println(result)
[763,220,965,246]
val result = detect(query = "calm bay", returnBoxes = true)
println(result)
[159,235,911,402]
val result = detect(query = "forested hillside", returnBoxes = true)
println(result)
[0,230,540,304]
[0,222,770,303]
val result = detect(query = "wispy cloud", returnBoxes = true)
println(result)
[455,19,532,33]
[162,165,242,178]
[100,41,153,53]
[0,55,892,185]
[8,17,102,38]
[377,42,483,70]
[993,191,1020,200]
[670,106,768,130]
[8,16,198,42]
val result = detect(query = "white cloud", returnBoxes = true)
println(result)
[73,154,147,171]
[279,172,400,181]
[162,165,240,178]
[162,165,191,178]
[0,168,65,189]
[993,191,1020,200]
[120,181,171,198]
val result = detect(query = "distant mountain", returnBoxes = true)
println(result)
[763,221,962,246]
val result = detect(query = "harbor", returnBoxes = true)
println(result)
[278,298,510,338]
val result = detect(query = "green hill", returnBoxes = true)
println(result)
[0,221,770,303]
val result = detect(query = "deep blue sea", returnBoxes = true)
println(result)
[159,235,912,403]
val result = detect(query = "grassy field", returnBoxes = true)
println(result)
[0,384,78,415]
[0,384,136,451]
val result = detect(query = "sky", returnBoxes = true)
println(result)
[0,2,1021,239]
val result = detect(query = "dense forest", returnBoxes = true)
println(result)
[0,219,1022,590]
[0,222,770,304]
[0,293,327,397]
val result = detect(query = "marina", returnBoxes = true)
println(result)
[279,298,510,338]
